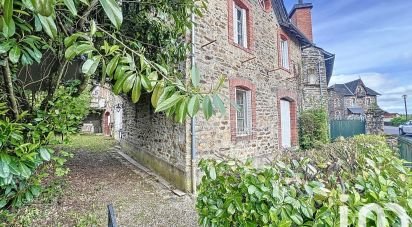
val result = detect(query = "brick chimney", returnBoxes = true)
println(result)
[289,0,314,42]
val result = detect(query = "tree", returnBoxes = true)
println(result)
[0,0,225,123]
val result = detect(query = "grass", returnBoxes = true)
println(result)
[56,134,117,153]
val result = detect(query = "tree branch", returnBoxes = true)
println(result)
[2,58,19,119]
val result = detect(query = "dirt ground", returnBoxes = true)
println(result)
[10,136,198,227]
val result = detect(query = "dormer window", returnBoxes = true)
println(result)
[233,4,248,48]
[280,35,289,70]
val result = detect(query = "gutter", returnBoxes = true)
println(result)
[190,12,197,194]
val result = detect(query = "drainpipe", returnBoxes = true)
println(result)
[190,12,197,194]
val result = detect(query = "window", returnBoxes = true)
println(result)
[258,0,271,11]
[236,88,252,135]
[233,4,247,48]
[366,97,371,105]
[280,36,289,70]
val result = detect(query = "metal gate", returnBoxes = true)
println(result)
[330,119,366,140]
[399,136,412,167]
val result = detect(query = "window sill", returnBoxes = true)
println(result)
[230,41,254,54]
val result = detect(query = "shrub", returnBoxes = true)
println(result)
[299,108,329,150]
[391,116,407,127]
[197,135,412,226]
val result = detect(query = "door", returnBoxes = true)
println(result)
[280,100,291,148]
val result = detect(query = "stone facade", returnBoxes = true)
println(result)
[300,46,329,111]
[328,79,380,120]
[119,0,334,192]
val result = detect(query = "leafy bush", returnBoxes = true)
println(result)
[299,108,329,150]
[391,116,407,127]
[197,135,412,226]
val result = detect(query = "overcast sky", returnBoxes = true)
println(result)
[284,0,412,113]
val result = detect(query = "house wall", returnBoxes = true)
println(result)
[300,47,328,110]
[120,95,191,191]
[193,0,302,161]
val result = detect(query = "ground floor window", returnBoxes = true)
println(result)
[236,88,252,135]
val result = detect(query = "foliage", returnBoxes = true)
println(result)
[197,135,412,226]
[0,0,225,123]
[0,84,84,210]
[391,116,408,127]
[299,108,329,150]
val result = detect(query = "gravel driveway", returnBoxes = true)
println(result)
[13,137,198,227]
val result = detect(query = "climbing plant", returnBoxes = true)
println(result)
[299,108,329,150]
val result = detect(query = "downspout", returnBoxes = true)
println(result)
[190,12,197,194]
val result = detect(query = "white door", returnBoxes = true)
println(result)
[280,100,291,148]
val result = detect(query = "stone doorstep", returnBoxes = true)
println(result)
[109,148,185,196]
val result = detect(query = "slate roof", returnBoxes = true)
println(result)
[348,107,364,115]
[328,79,381,96]
[271,0,335,85]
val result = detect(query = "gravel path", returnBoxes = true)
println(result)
[29,145,198,227]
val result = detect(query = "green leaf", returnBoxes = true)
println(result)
[38,15,57,39]
[76,44,96,55]
[289,213,303,225]
[187,95,200,118]
[81,56,101,75]
[155,93,184,113]
[227,203,235,215]
[8,45,21,64]
[248,185,257,194]
[191,65,200,87]
[209,165,216,180]
[0,41,12,54]
[106,55,120,78]
[30,185,41,197]
[4,0,13,26]
[141,74,152,91]
[213,94,226,115]
[39,147,50,161]
[2,17,15,38]
[151,83,164,108]
[122,73,135,93]
[64,44,77,60]
[131,75,141,103]
[90,20,96,36]
[202,96,213,120]
[19,162,31,179]
[0,161,10,178]
[0,199,7,209]
[99,0,123,29]
[113,73,128,95]
[64,0,77,15]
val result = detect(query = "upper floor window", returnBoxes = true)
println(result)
[366,97,371,105]
[233,3,248,48]
[236,88,252,135]
[258,0,271,11]
[280,36,289,70]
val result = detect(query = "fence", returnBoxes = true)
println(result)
[330,119,366,140]
[399,136,412,167]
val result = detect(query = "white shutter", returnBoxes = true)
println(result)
[233,3,238,44]
[242,9,248,48]
[246,90,252,134]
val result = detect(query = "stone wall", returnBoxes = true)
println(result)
[194,0,302,160]
[120,94,191,191]
[365,108,384,135]
[300,47,328,111]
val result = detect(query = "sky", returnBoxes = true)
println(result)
[284,0,412,113]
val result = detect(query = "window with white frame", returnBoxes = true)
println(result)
[366,97,371,106]
[236,88,252,135]
[233,4,248,48]
[280,37,289,69]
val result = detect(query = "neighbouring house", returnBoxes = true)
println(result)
[120,0,334,192]
[328,79,381,120]
[81,84,124,140]
[383,111,401,124]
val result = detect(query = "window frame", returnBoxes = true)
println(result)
[235,88,252,136]
[228,0,253,52]
[279,34,290,71]
[233,3,248,48]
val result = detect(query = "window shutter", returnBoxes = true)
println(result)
[246,90,252,134]
[284,40,289,69]
[233,3,238,44]
[242,9,248,47]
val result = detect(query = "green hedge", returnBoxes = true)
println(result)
[299,108,329,150]
[197,135,412,226]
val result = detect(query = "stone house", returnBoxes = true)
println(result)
[328,79,381,120]
[81,84,124,140]
[120,0,334,192]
